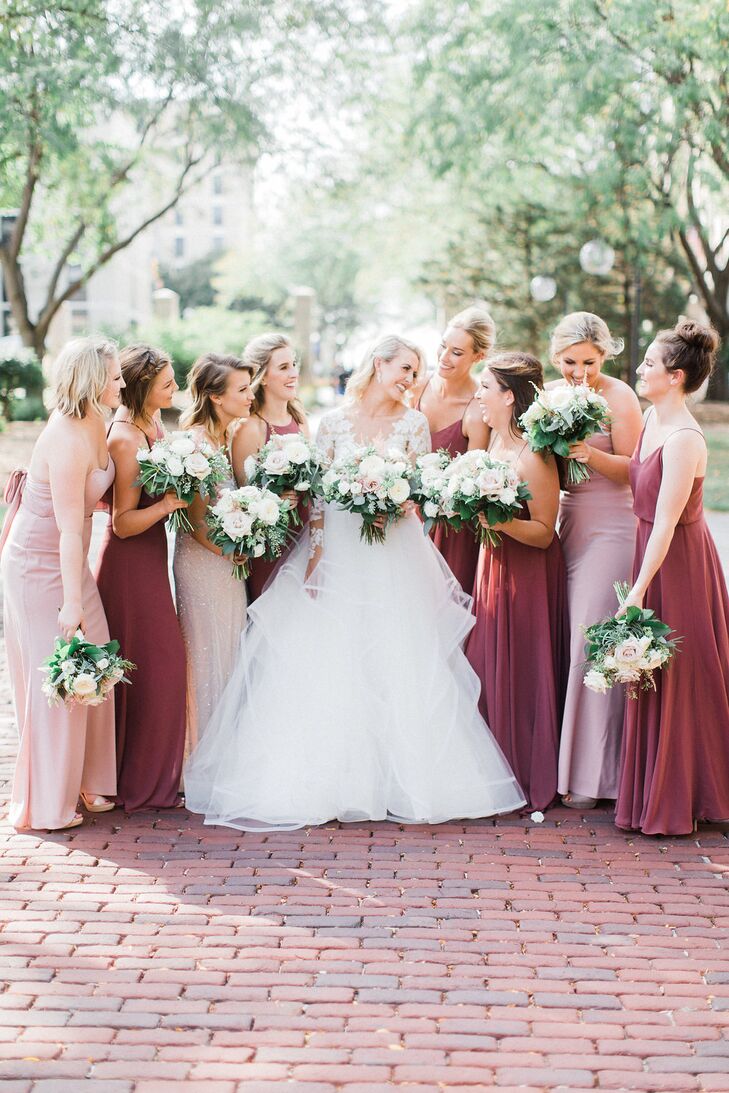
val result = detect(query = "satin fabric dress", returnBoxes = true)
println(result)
[1,462,117,829]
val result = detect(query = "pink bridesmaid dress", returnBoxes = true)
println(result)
[465,502,570,810]
[558,430,637,801]
[246,416,309,602]
[418,384,480,595]
[615,425,729,836]
[1,463,117,829]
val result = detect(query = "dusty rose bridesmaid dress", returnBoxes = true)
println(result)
[466,503,570,810]
[418,384,480,595]
[95,422,187,810]
[1,464,117,829]
[615,427,729,836]
[246,416,309,602]
[558,430,637,801]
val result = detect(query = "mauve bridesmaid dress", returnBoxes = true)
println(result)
[615,426,729,836]
[418,384,480,595]
[95,422,187,810]
[1,463,117,829]
[466,502,570,811]
[245,416,309,602]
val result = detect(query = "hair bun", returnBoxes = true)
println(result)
[675,319,720,355]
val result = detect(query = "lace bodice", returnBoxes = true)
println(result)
[316,405,431,463]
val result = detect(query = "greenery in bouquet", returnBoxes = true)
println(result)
[207,484,294,580]
[519,383,611,485]
[135,430,232,533]
[583,582,680,698]
[410,450,455,536]
[40,633,135,707]
[321,445,412,545]
[436,448,532,548]
[244,433,324,525]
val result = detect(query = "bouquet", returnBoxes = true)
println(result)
[424,448,531,547]
[410,450,454,535]
[321,445,412,544]
[207,484,293,580]
[40,633,135,707]
[135,430,232,533]
[244,433,324,524]
[519,383,611,485]
[583,582,680,698]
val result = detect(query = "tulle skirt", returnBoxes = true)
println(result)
[184,505,526,829]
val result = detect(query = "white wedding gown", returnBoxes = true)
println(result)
[184,405,526,829]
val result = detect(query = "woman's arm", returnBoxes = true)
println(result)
[49,429,91,637]
[108,428,187,539]
[618,430,705,612]
[567,384,643,485]
[230,417,267,486]
[463,399,490,452]
[484,448,559,550]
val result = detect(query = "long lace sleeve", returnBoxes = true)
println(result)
[305,413,335,586]
[407,410,432,461]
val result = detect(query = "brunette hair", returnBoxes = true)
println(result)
[486,351,544,434]
[550,311,623,363]
[242,331,305,425]
[53,336,118,419]
[345,334,425,402]
[654,319,720,394]
[179,353,252,439]
[119,344,172,422]
[448,306,496,358]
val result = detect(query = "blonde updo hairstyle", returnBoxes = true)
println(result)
[53,335,118,419]
[243,332,305,426]
[345,334,426,402]
[448,306,496,359]
[550,311,624,365]
[180,353,252,441]
[487,351,545,436]
[654,319,719,394]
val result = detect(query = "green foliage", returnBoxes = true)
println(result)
[159,256,217,312]
[136,307,273,387]
[0,348,45,421]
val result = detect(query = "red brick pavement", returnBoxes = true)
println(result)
[1,641,729,1092]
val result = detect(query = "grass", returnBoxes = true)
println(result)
[705,426,729,511]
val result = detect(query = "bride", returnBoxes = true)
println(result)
[184,334,526,829]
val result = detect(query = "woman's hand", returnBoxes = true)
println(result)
[400,500,415,516]
[373,513,387,530]
[282,489,299,508]
[160,492,190,516]
[477,512,507,533]
[567,440,592,464]
[58,601,84,639]
[616,587,644,618]
[232,550,248,566]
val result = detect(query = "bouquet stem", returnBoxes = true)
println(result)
[168,508,195,534]
[232,560,249,581]
[566,460,591,485]
[475,523,502,548]
[361,522,387,545]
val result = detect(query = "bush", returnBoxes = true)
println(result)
[11,396,47,421]
[0,348,45,421]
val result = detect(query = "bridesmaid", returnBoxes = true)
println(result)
[552,312,643,810]
[465,352,569,811]
[615,320,729,836]
[1,337,122,830]
[415,307,492,593]
[231,332,311,601]
[95,344,188,811]
[174,353,254,751]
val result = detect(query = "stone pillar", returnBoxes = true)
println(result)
[290,286,316,384]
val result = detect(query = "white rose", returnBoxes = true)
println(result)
[168,434,197,458]
[338,481,351,495]
[264,450,290,474]
[145,445,167,464]
[460,477,478,496]
[184,452,211,480]
[322,469,338,488]
[477,468,505,496]
[70,672,98,698]
[520,401,546,427]
[349,481,363,496]
[387,478,410,504]
[418,453,443,469]
[96,658,109,671]
[222,511,253,540]
[164,455,184,477]
[616,666,642,683]
[295,480,310,491]
[359,454,386,477]
[389,461,408,477]
[284,441,310,465]
[213,491,235,516]
[545,386,574,411]
[238,485,260,501]
[243,456,257,480]
[614,635,651,665]
[641,647,668,671]
[584,669,610,694]
[499,487,517,507]
[253,542,266,557]
[423,501,440,518]
[61,659,76,675]
[257,497,281,525]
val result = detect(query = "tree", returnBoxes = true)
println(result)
[0,0,381,358]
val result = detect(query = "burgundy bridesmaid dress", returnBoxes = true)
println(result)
[418,384,480,595]
[615,428,729,836]
[246,416,309,602]
[95,422,187,810]
[466,503,570,810]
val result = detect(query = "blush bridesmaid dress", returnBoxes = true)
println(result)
[466,501,570,811]
[245,415,309,602]
[418,384,480,595]
[615,426,729,836]
[1,463,117,829]
[95,422,187,811]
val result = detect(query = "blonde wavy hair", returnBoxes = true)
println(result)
[345,334,426,402]
[550,311,624,363]
[52,336,118,419]
[242,331,305,425]
[448,306,496,358]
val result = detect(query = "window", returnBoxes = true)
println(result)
[175,236,185,259]
[213,205,223,226]
[70,307,89,335]
[174,208,184,226]
[212,235,225,254]
[213,174,223,195]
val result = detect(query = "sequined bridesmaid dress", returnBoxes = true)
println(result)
[558,430,637,801]
[1,463,117,829]
[246,416,309,602]
[418,384,480,595]
[615,426,729,836]
[95,422,187,810]
[466,502,570,811]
